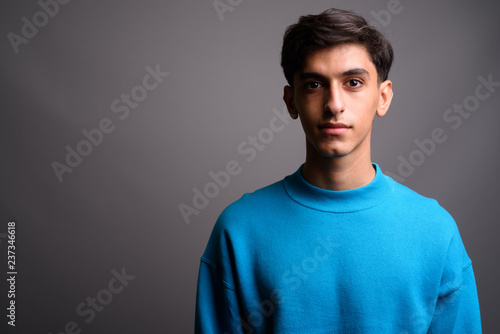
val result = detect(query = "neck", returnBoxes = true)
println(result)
[302,141,375,191]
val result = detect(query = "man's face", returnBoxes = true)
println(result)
[283,43,392,159]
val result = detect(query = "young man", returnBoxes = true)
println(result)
[195,8,481,333]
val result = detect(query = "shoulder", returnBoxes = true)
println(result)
[202,177,286,264]
[389,175,455,220]
[216,178,285,228]
[383,174,461,241]
[384,174,472,271]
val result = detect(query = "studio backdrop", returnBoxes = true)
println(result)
[1,0,499,333]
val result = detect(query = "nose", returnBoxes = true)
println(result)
[324,85,345,115]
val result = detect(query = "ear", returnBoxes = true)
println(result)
[283,85,298,119]
[376,80,393,117]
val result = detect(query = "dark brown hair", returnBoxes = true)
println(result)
[281,8,394,86]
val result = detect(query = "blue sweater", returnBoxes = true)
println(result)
[195,164,481,333]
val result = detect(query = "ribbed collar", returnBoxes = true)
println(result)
[283,163,393,213]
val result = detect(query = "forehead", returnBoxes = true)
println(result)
[299,44,376,77]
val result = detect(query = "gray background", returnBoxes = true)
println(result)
[1,0,499,333]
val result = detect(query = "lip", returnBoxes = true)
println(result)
[319,122,350,135]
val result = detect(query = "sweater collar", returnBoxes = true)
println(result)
[283,163,393,213]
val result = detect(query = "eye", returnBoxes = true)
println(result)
[346,79,362,87]
[305,81,322,89]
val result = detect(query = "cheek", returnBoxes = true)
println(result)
[349,94,378,120]
[296,98,321,122]
[298,113,314,133]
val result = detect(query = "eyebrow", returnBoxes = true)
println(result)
[298,68,370,81]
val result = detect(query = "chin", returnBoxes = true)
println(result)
[321,151,351,158]
[317,146,352,158]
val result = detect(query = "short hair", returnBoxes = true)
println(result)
[280,8,394,86]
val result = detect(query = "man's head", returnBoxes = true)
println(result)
[281,8,394,160]
[281,8,394,87]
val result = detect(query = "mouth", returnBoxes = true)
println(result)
[319,122,350,135]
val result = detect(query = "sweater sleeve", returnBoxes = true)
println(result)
[195,258,228,334]
[195,258,242,334]
[427,226,482,333]
[427,263,481,333]
[454,263,482,332]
